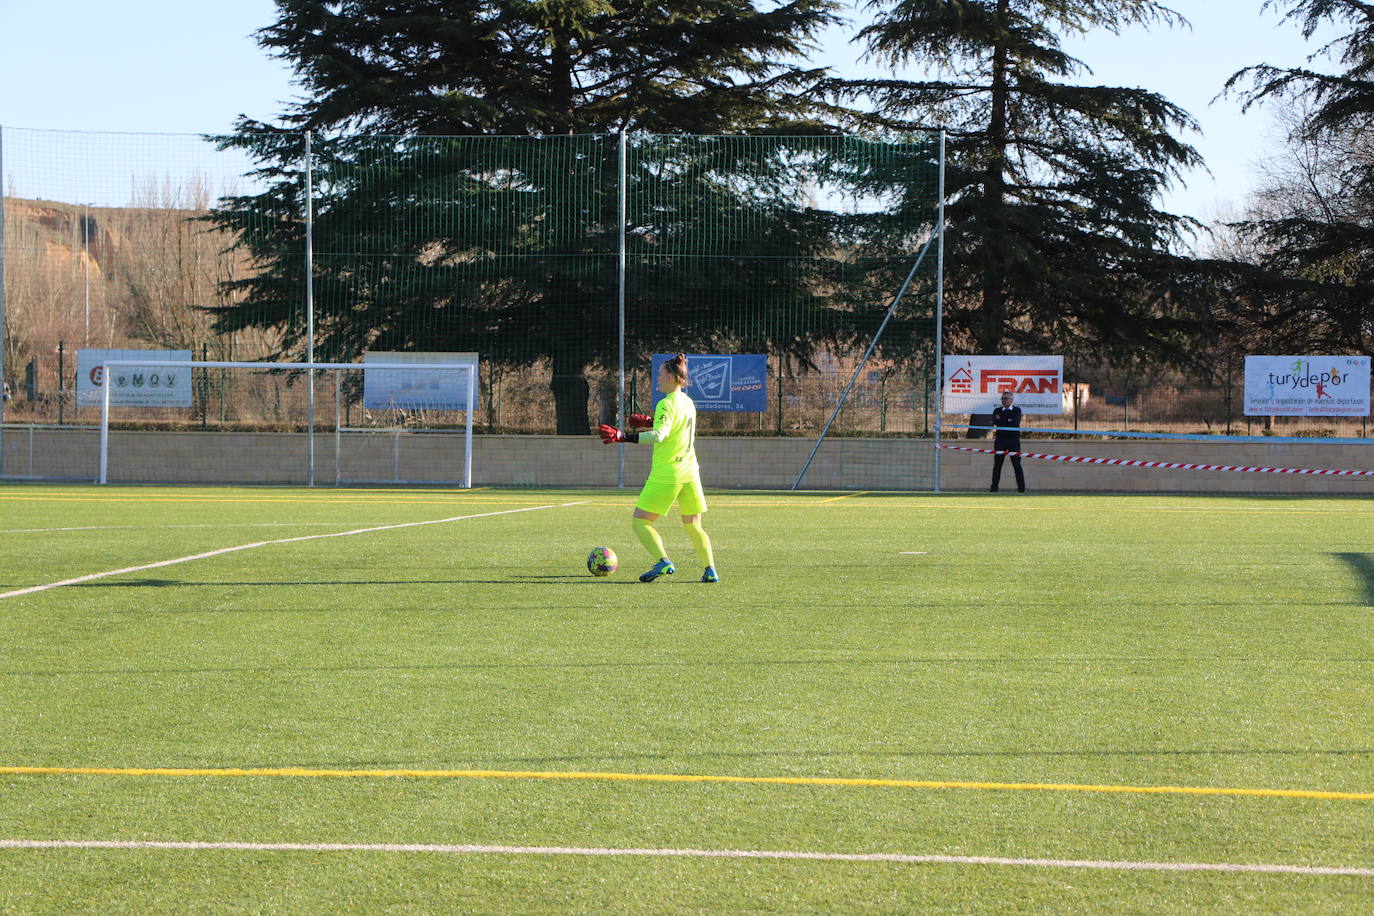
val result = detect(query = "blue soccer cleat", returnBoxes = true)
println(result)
[701,567,719,583]
[639,559,676,583]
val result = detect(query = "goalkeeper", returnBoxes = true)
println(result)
[599,353,719,583]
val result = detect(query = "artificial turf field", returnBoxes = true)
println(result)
[1,484,1372,913]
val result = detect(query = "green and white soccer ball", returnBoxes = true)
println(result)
[587,546,618,577]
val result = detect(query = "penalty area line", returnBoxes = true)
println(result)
[0,840,1369,877]
[0,502,588,601]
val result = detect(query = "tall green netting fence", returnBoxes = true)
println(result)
[6,126,1371,490]
[0,126,948,485]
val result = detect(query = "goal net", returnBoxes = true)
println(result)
[96,360,475,487]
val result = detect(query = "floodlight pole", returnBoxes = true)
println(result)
[934,131,946,493]
[616,129,628,489]
[305,131,316,486]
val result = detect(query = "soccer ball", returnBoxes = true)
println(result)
[587,546,618,577]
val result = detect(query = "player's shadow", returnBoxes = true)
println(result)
[1330,553,1374,607]
[78,576,631,588]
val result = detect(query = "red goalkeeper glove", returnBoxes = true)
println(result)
[627,413,654,430]
[598,424,639,444]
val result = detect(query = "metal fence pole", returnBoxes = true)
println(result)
[933,130,946,493]
[82,203,91,345]
[99,361,110,484]
[465,367,475,489]
[334,371,342,487]
[616,130,628,488]
[305,130,316,486]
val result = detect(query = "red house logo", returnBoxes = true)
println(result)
[948,366,974,394]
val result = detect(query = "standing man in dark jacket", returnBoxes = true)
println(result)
[990,391,1026,493]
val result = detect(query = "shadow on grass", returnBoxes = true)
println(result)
[76,575,620,588]
[1331,553,1374,606]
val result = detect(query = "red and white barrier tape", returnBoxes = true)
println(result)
[937,444,1374,478]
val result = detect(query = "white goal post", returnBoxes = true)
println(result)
[97,360,476,487]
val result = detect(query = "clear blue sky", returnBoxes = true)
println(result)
[0,0,1333,221]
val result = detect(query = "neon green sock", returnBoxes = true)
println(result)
[632,517,668,562]
[683,520,715,569]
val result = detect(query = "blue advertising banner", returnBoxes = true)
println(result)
[652,354,767,412]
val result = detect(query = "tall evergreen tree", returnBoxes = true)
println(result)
[210,0,851,433]
[1225,0,1374,353]
[829,0,1210,360]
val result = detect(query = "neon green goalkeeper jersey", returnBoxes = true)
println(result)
[646,389,699,483]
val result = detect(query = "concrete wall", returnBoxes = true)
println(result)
[3,426,1372,493]
[936,439,1374,495]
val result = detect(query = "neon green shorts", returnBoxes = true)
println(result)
[636,476,708,517]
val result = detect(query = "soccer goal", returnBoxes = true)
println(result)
[96,360,476,487]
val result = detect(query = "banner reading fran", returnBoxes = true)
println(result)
[943,355,1063,415]
[651,354,767,412]
[1244,356,1370,416]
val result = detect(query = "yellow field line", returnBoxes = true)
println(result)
[2,766,1370,801]
[819,491,870,503]
[3,493,1373,514]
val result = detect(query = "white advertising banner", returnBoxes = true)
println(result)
[363,351,478,410]
[943,355,1064,415]
[77,349,192,407]
[1244,355,1370,416]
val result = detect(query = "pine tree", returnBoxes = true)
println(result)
[830,0,1210,360]
[210,0,847,433]
[1225,0,1374,353]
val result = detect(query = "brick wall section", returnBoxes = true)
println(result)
[4,428,1372,493]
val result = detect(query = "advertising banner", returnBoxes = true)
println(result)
[77,349,192,407]
[651,354,767,412]
[942,355,1063,415]
[1244,355,1370,416]
[363,351,479,410]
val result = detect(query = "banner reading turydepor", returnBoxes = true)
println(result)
[943,355,1063,415]
[651,354,767,412]
[363,351,479,410]
[1244,355,1370,416]
[76,349,192,407]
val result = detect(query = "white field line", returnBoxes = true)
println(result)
[0,502,588,601]
[0,839,1369,876]
[2,524,346,534]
